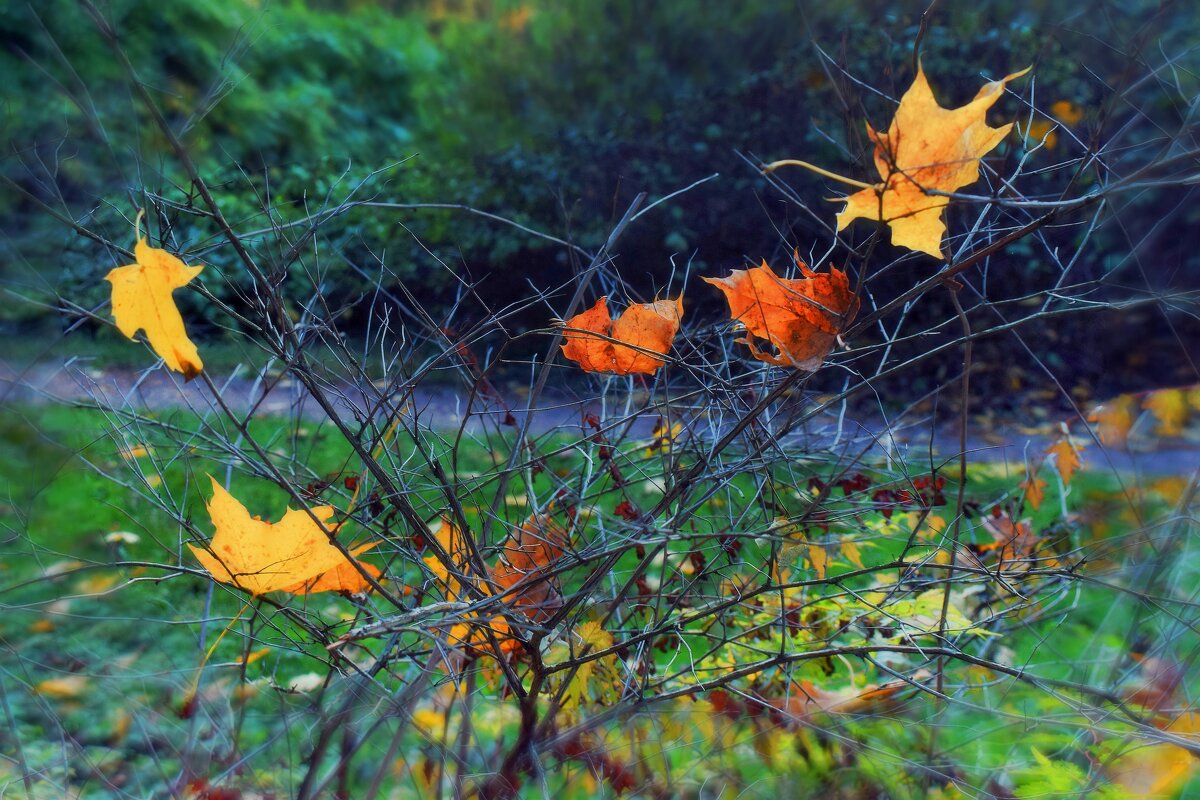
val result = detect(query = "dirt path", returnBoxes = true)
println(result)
[2,361,1195,475]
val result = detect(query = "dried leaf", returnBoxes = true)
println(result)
[840,540,865,570]
[279,542,381,595]
[807,544,828,579]
[1110,713,1200,797]
[1046,439,1082,488]
[491,510,570,622]
[424,519,512,656]
[1049,100,1084,127]
[561,296,683,375]
[424,518,473,601]
[1090,394,1137,446]
[835,64,1030,259]
[978,512,1040,564]
[773,677,913,725]
[1144,388,1189,437]
[189,477,363,596]
[105,227,204,378]
[704,253,858,370]
[36,675,90,700]
[1023,472,1047,511]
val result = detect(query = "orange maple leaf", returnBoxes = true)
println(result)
[768,677,915,726]
[1089,394,1138,446]
[978,511,1041,564]
[704,253,858,370]
[423,519,513,655]
[279,542,382,595]
[560,296,683,375]
[189,477,370,596]
[1023,471,1047,511]
[105,212,204,378]
[556,296,681,376]
[491,511,570,623]
[1046,438,1083,488]
[769,64,1028,259]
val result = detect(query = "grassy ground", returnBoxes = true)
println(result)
[1,403,1196,797]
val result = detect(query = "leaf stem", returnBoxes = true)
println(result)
[762,159,879,190]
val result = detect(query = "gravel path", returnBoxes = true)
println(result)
[3,361,1195,475]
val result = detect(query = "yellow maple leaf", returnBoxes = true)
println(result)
[807,543,829,579]
[1110,713,1200,797]
[1144,388,1189,437]
[424,518,472,601]
[558,621,616,717]
[189,477,361,596]
[35,675,89,700]
[840,539,865,570]
[423,518,512,656]
[803,64,1027,259]
[278,541,381,595]
[105,213,204,378]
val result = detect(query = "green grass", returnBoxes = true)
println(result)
[1,403,1197,798]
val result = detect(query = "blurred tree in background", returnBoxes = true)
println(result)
[3,0,1197,401]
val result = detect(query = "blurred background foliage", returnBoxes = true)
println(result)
[2,0,1197,399]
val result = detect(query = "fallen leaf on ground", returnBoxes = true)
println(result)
[1110,713,1200,798]
[1144,388,1189,437]
[36,675,90,699]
